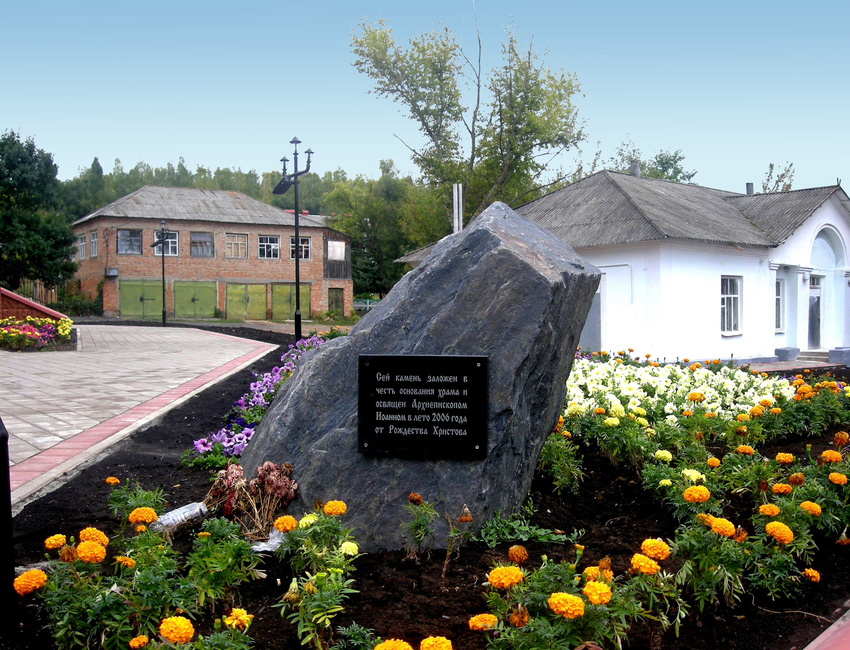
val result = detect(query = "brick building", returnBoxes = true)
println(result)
[72,186,352,320]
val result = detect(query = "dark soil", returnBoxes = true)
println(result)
[7,325,850,649]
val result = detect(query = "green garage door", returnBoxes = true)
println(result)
[174,282,217,319]
[119,280,162,319]
[226,284,267,321]
[271,283,311,320]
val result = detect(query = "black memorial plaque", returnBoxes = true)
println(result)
[358,355,488,460]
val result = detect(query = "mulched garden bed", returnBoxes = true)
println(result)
[6,325,850,649]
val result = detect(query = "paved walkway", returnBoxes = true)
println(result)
[1,325,278,506]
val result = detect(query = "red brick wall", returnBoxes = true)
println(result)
[0,288,68,320]
[73,217,353,319]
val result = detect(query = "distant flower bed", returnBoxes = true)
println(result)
[0,315,73,350]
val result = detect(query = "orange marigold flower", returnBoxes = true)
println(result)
[468,614,498,631]
[802,568,821,583]
[274,515,297,533]
[323,500,347,516]
[593,407,606,415]
[829,472,848,486]
[750,406,765,417]
[710,517,736,538]
[487,566,524,589]
[128,507,158,525]
[198,532,211,539]
[789,473,805,486]
[835,431,850,446]
[682,410,694,417]
[707,457,720,469]
[759,504,781,517]
[408,492,423,505]
[115,556,136,569]
[772,483,793,495]
[508,604,529,628]
[734,526,749,543]
[630,553,661,575]
[13,569,47,596]
[420,636,452,650]
[507,545,529,565]
[705,412,717,418]
[135,525,146,534]
[770,407,782,415]
[736,413,750,423]
[458,505,473,523]
[129,635,149,649]
[775,453,795,465]
[77,540,106,563]
[223,608,254,631]
[44,534,66,550]
[765,521,794,545]
[759,399,773,408]
[696,513,715,527]
[583,565,614,582]
[640,538,671,561]
[374,641,414,650]
[583,580,612,605]
[548,592,585,619]
[79,527,109,547]
[159,616,194,645]
[822,450,843,463]
[800,501,822,516]
[736,425,748,435]
[105,476,120,486]
[687,392,705,403]
[59,545,78,563]
[683,485,711,503]
[737,445,754,456]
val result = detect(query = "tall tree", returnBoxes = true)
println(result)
[605,138,697,183]
[0,131,76,290]
[761,162,795,193]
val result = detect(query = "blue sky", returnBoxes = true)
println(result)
[3,0,848,195]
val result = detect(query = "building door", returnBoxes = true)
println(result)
[808,276,822,349]
[328,288,344,316]
[118,280,162,319]
[174,282,216,319]
[226,284,267,321]
[271,283,311,320]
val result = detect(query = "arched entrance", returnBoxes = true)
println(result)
[808,228,846,349]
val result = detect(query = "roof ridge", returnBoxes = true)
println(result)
[603,171,669,240]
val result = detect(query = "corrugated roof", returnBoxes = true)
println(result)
[73,186,329,229]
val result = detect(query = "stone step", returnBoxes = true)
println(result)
[798,351,830,362]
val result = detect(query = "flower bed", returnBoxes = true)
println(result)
[0,315,73,350]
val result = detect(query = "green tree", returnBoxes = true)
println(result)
[761,162,795,193]
[605,137,697,183]
[0,131,76,290]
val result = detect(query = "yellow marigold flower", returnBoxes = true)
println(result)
[197,532,211,539]
[683,485,710,503]
[128,507,158,525]
[129,635,149,649]
[770,408,782,415]
[582,566,613,582]
[115,556,136,569]
[771,483,793,495]
[420,637,452,650]
[654,450,673,462]
[835,431,850,446]
[736,413,750,422]
[737,445,754,456]
[641,538,671,560]
[339,541,359,556]
[800,501,822,516]
[44,534,66,550]
[765,521,794,545]
[487,566,524,589]
[566,403,584,417]
[802,568,821,583]
[707,457,720,469]
[775,453,795,465]
[374,641,414,650]
[106,477,120,486]
[789,472,805,486]
[79,527,109,547]
[548,592,585,619]
[468,613,498,631]
[299,514,318,528]
[829,472,848,486]
[507,545,529,565]
[630,553,661,575]
[658,479,672,487]
[77,540,106,563]
[710,517,736,538]
[323,500,347,516]
[13,569,47,595]
[159,616,194,645]
[759,504,780,517]
[583,580,612,605]
[224,608,254,631]
[822,450,843,463]
[274,515,298,532]
[135,525,147,534]
[681,468,706,483]
[603,417,620,427]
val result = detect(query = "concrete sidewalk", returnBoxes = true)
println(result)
[1,325,278,507]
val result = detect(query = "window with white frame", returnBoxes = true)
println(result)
[290,236,311,260]
[258,235,280,259]
[117,229,142,255]
[721,276,742,334]
[190,232,214,257]
[153,231,179,256]
[775,279,784,331]
[77,235,86,260]
[89,231,98,258]
[225,233,248,258]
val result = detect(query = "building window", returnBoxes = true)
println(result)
[225,233,248,258]
[89,231,98,258]
[154,231,179,256]
[775,279,784,331]
[117,229,142,255]
[721,276,741,334]
[327,240,346,261]
[258,235,280,259]
[290,236,311,260]
[190,232,214,257]
[77,235,86,260]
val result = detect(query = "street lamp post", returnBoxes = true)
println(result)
[150,220,170,326]
[273,137,313,341]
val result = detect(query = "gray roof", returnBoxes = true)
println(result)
[73,186,329,229]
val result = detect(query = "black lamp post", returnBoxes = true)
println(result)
[150,219,170,326]
[273,137,313,341]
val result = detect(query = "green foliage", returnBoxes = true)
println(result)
[106,481,166,520]
[476,500,572,548]
[537,431,585,494]
[331,623,379,650]
[283,571,358,650]
[181,443,231,470]
[194,628,255,650]
[276,510,358,576]
[604,137,697,183]
[401,497,439,558]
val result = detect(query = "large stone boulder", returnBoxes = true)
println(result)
[241,202,599,551]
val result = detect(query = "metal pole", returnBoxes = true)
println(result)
[161,225,167,326]
[292,143,302,342]
[0,417,16,628]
